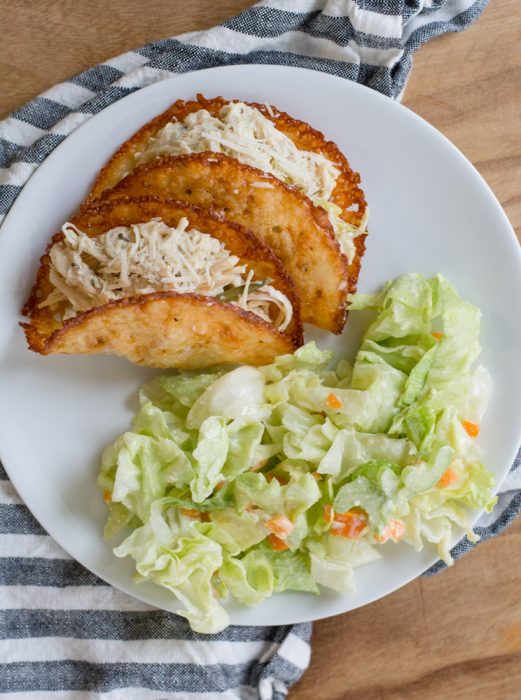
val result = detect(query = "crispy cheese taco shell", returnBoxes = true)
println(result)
[100,153,351,332]
[22,197,303,368]
[23,292,294,369]
[87,94,366,226]
[84,94,367,331]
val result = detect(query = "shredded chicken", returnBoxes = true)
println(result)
[236,270,292,331]
[136,102,339,201]
[40,219,293,331]
[136,102,367,262]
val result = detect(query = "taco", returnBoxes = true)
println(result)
[21,197,303,368]
[101,153,352,332]
[85,95,368,332]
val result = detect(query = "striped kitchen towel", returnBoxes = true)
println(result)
[0,1,499,698]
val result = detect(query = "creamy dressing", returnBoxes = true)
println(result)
[135,102,367,262]
[41,219,293,331]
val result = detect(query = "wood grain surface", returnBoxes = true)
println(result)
[2,2,521,699]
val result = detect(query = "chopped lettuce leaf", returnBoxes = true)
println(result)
[114,503,228,633]
[208,508,269,553]
[190,416,228,503]
[264,550,319,594]
[223,417,265,479]
[401,443,454,493]
[220,553,274,605]
[309,536,381,593]
[141,371,224,414]
[186,367,267,429]
[234,471,320,519]
[99,274,495,633]
[99,432,193,521]
[334,476,394,534]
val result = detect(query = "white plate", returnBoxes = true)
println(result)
[1,65,520,627]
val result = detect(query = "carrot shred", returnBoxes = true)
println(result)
[462,420,480,438]
[312,472,322,481]
[432,332,444,340]
[214,481,226,491]
[326,393,343,410]
[103,490,112,504]
[437,467,458,489]
[334,506,366,523]
[266,515,294,536]
[374,519,405,544]
[180,508,200,518]
[268,534,290,551]
[330,508,368,539]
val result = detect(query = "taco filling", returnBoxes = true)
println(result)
[134,102,367,262]
[40,218,293,331]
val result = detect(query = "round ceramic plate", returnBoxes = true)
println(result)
[1,65,520,626]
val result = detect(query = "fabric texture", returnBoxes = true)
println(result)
[0,0,502,697]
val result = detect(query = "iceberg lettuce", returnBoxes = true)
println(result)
[99,274,496,633]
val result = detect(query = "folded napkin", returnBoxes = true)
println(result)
[1,1,507,698]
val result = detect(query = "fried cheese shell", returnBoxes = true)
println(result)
[21,197,303,368]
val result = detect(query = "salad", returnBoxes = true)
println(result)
[98,274,497,633]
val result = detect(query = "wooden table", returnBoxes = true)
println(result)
[2,2,521,698]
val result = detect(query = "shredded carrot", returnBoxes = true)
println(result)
[311,472,322,481]
[437,467,458,489]
[214,481,226,491]
[462,420,480,438]
[201,512,211,522]
[432,332,444,340]
[180,508,200,518]
[330,508,368,539]
[250,459,267,472]
[266,515,294,537]
[268,534,290,551]
[103,490,112,504]
[333,506,366,523]
[326,393,343,410]
[374,519,405,544]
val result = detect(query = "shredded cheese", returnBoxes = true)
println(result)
[40,219,293,331]
[135,102,367,263]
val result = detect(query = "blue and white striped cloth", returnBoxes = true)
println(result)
[2,1,513,697]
